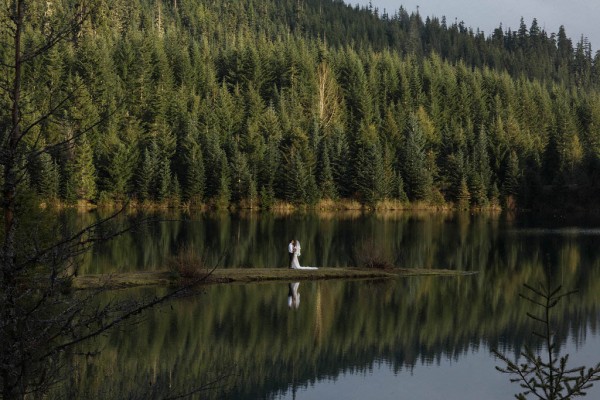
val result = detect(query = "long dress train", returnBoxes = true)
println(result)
[291,249,318,270]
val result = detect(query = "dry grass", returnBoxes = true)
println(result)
[353,239,394,269]
[337,199,364,210]
[167,245,211,281]
[373,199,408,210]
[315,198,363,210]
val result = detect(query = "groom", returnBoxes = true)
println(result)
[288,239,295,269]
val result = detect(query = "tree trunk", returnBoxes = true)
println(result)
[1,2,24,399]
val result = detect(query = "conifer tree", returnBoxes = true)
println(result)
[170,174,181,205]
[489,182,501,207]
[202,132,227,200]
[155,158,172,202]
[181,134,205,204]
[259,137,280,200]
[318,140,338,200]
[64,133,97,202]
[337,47,372,130]
[256,106,282,191]
[329,131,351,198]
[381,144,397,200]
[395,172,409,203]
[456,176,471,209]
[230,146,253,204]
[96,115,140,201]
[354,142,383,206]
[443,149,467,202]
[468,170,486,206]
[35,152,60,201]
[65,75,101,145]
[472,126,492,197]
[259,185,276,210]
[214,153,231,209]
[286,150,308,205]
[402,114,433,200]
[502,150,520,204]
[353,123,384,205]
[137,143,158,201]
[105,141,137,200]
[247,175,258,209]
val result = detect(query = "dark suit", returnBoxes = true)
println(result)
[288,242,294,268]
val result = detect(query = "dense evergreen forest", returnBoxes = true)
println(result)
[2,0,600,210]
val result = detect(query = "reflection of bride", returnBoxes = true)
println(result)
[288,282,300,309]
[291,240,318,270]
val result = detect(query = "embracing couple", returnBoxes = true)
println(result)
[287,239,318,270]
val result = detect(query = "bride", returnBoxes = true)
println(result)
[291,240,318,270]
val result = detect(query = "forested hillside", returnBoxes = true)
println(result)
[2,0,600,210]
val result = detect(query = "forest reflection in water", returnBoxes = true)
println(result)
[57,253,600,398]
[49,210,600,399]
[68,209,600,274]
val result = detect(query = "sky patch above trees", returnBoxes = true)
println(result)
[354,0,599,52]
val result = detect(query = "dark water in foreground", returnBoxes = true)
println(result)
[59,211,600,399]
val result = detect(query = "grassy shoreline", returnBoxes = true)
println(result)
[71,267,477,290]
[42,197,504,213]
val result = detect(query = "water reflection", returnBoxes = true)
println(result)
[51,265,600,399]
[288,282,300,309]
[494,282,600,400]
[65,210,600,274]
[46,210,600,399]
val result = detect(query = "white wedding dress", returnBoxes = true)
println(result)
[291,241,318,270]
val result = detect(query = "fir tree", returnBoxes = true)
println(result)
[99,141,138,201]
[230,146,253,204]
[286,150,308,205]
[170,174,181,205]
[330,131,351,198]
[36,152,60,201]
[468,170,488,206]
[137,143,158,201]
[472,126,492,200]
[64,133,97,202]
[214,153,231,209]
[259,184,275,210]
[318,140,338,200]
[155,158,172,202]
[402,114,433,201]
[354,141,385,206]
[181,134,205,204]
[456,176,471,209]
[395,171,408,202]
[502,150,520,206]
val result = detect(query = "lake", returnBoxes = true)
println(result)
[57,210,600,399]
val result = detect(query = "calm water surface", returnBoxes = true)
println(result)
[60,211,600,399]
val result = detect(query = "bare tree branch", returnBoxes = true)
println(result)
[38,260,222,362]
[20,3,98,65]
[16,81,85,147]
[15,206,131,271]
[1,1,226,397]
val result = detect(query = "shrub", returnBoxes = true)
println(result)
[353,239,394,269]
[167,245,209,282]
